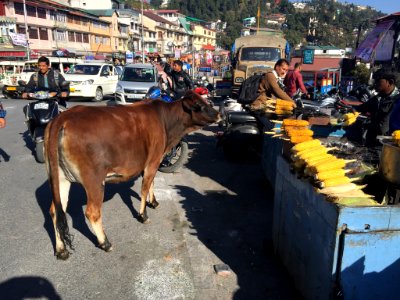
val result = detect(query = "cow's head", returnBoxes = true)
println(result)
[181,90,220,127]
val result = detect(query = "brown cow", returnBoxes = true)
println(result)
[44,91,219,260]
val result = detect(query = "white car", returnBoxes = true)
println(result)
[64,62,119,101]
[115,63,159,104]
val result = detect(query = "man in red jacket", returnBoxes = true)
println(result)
[284,62,309,98]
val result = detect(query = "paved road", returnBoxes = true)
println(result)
[0,97,299,299]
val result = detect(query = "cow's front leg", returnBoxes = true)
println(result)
[138,166,158,223]
[147,180,159,209]
[84,184,112,252]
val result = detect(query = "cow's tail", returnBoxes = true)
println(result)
[45,119,74,251]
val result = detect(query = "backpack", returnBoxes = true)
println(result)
[237,74,264,104]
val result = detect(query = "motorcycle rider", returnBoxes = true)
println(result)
[355,71,399,147]
[167,60,194,100]
[251,59,295,110]
[22,56,69,108]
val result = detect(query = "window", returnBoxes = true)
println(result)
[29,27,38,39]
[50,11,56,20]
[14,3,24,15]
[17,26,25,34]
[39,28,48,40]
[83,33,89,43]
[27,5,36,17]
[68,31,75,42]
[37,8,46,19]
[76,33,83,43]
[54,30,67,41]
[67,15,74,23]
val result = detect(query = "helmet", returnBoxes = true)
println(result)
[146,86,161,99]
[194,87,208,95]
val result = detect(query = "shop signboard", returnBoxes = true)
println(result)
[355,19,395,62]
[126,50,133,64]
[302,49,314,64]
[9,33,27,47]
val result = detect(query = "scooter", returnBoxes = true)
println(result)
[145,86,189,173]
[22,81,69,163]
[217,97,262,159]
[24,91,60,163]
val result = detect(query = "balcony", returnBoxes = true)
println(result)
[53,20,67,29]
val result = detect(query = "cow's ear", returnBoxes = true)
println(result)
[182,90,200,111]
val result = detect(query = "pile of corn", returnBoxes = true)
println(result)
[290,138,375,201]
[269,119,314,144]
[392,130,400,146]
[342,111,360,126]
[261,98,296,116]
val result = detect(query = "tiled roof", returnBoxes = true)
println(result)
[143,11,176,26]
[290,57,342,72]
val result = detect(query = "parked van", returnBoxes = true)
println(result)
[0,61,24,86]
[2,57,83,99]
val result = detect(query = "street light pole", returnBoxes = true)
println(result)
[23,0,30,60]
[141,0,145,62]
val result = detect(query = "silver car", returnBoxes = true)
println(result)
[115,63,159,104]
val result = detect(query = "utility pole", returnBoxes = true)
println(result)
[141,0,145,62]
[23,0,30,60]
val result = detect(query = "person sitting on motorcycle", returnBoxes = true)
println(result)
[22,56,69,108]
[251,59,295,111]
[355,71,399,147]
[167,60,194,100]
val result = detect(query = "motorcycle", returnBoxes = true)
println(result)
[22,81,69,163]
[216,97,263,159]
[145,86,189,173]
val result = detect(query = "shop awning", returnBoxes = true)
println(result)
[355,19,395,62]
[202,44,215,51]
[0,51,26,57]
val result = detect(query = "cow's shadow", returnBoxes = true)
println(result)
[35,177,141,251]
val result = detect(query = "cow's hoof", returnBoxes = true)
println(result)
[55,249,70,260]
[138,213,150,224]
[99,239,113,252]
[148,200,159,209]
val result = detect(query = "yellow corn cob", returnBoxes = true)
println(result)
[286,129,314,137]
[318,183,365,195]
[392,130,400,139]
[291,139,321,152]
[315,169,350,181]
[305,154,335,166]
[275,105,294,111]
[343,112,360,120]
[295,147,336,160]
[289,135,313,144]
[343,117,357,126]
[275,109,293,115]
[276,99,296,107]
[319,176,357,188]
[313,159,357,173]
[283,119,309,127]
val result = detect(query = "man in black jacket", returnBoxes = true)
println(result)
[168,60,193,100]
[22,56,69,108]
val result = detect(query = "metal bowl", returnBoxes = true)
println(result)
[379,141,400,186]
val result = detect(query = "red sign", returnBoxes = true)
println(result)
[0,51,26,57]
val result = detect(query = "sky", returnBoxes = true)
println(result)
[289,1,399,14]
[336,0,399,14]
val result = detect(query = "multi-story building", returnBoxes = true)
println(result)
[191,24,216,52]
[0,2,25,59]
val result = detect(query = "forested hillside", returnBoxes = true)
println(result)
[129,0,385,50]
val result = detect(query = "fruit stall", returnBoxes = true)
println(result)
[256,101,400,299]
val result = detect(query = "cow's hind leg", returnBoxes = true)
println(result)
[49,172,72,260]
[147,180,159,209]
[138,165,159,223]
[84,183,112,252]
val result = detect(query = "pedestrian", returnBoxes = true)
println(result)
[355,71,399,146]
[168,60,194,100]
[284,62,309,98]
[251,59,294,110]
[0,101,6,129]
[22,56,69,108]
